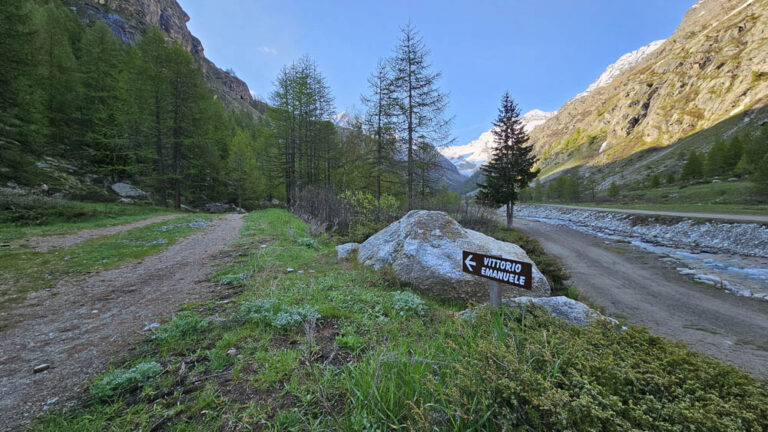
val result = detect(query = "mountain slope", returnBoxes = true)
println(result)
[531,0,768,179]
[64,0,265,117]
[440,109,556,176]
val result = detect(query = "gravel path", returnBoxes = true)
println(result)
[515,218,768,377]
[0,214,243,431]
[16,214,185,252]
[540,204,768,224]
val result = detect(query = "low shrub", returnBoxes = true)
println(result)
[152,312,211,344]
[240,298,320,330]
[391,291,427,317]
[89,362,163,401]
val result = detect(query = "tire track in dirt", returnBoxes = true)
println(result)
[0,214,244,431]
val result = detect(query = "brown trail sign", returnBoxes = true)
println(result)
[462,250,533,306]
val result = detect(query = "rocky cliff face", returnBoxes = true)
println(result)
[67,0,263,116]
[531,0,768,178]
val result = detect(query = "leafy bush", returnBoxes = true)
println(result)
[240,298,320,330]
[90,362,163,401]
[391,291,427,317]
[297,237,320,250]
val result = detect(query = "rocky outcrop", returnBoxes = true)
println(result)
[111,182,149,200]
[357,210,550,302]
[65,0,260,116]
[530,0,768,178]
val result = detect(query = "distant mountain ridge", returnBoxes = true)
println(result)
[441,36,669,179]
[439,109,556,177]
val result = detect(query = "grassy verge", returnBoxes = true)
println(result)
[0,193,180,243]
[33,209,768,431]
[0,214,216,315]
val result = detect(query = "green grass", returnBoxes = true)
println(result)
[32,209,768,431]
[0,214,216,316]
[0,193,179,243]
[535,181,768,217]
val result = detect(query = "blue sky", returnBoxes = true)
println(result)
[179,0,695,145]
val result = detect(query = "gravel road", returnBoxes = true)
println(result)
[515,218,768,377]
[0,214,243,431]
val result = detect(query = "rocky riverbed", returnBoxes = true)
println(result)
[515,205,768,301]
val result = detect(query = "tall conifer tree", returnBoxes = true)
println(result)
[477,92,538,228]
[389,23,451,209]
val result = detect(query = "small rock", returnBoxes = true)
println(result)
[33,364,50,374]
[504,296,617,327]
[336,242,360,259]
[119,198,134,204]
[727,177,739,182]
[143,323,160,331]
[226,348,237,356]
[260,244,267,249]
[286,268,294,273]
[297,270,304,274]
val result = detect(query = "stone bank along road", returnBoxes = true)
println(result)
[514,218,768,377]
[0,214,244,432]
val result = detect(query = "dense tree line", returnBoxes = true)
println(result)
[0,0,280,209]
[1,2,459,214]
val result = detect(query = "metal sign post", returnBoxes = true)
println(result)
[462,250,533,307]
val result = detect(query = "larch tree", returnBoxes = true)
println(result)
[361,59,397,202]
[270,56,334,206]
[389,23,451,209]
[477,92,538,228]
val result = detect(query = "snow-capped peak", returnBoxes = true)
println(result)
[333,110,354,128]
[574,40,665,99]
[439,110,556,177]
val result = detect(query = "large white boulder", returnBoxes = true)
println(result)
[358,210,550,302]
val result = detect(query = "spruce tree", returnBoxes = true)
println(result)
[389,23,451,209]
[477,92,538,228]
[681,151,704,181]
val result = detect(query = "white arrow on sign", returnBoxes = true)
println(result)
[464,254,476,272]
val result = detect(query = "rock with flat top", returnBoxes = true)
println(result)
[357,210,550,302]
[505,296,616,327]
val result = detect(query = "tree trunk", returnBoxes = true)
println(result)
[506,201,513,228]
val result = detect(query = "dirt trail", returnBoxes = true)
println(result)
[515,218,768,377]
[0,214,243,431]
[16,214,185,252]
[539,204,768,224]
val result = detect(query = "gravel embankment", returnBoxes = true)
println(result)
[515,205,768,258]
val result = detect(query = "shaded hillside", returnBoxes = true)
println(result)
[531,0,768,179]
[64,0,265,118]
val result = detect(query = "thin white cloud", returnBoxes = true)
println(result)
[256,46,278,55]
